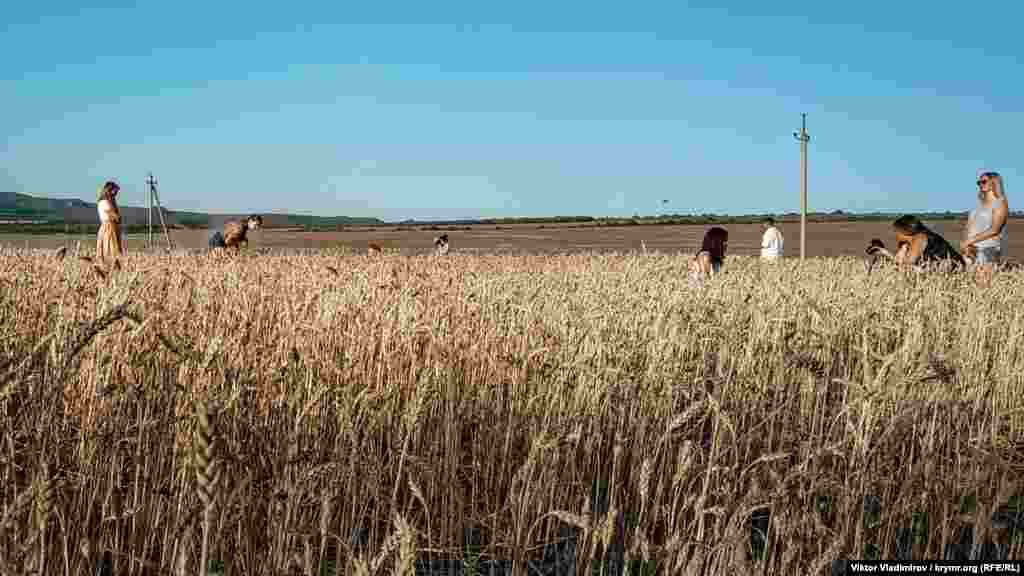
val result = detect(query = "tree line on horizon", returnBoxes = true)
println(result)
[2,191,1019,235]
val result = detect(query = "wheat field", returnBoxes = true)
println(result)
[1,249,1022,575]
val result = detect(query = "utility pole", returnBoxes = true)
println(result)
[146,172,174,252]
[793,114,811,260]
[147,173,153,248]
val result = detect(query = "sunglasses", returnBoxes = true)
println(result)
[977,179,988,186]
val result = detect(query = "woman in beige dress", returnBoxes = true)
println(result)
[96,180,124,263]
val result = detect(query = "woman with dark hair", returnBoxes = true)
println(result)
[864,215,965,273]
[95,180,124,264]
[688,226,728,284]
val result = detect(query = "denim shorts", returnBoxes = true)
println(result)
[974,246,1003,265]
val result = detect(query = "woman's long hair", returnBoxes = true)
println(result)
[97,181,120,204]
[892,214,927,235]
[983,172,1007,200]
[700,227,729,263]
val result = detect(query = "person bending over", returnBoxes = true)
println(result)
[865,215,965,273]
[209,215,263,252]
[689,226,729,285]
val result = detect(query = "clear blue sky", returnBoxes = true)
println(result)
[2,1,1020,221]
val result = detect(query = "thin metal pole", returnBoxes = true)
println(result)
[794,114,811,260]
[147,172,154,249]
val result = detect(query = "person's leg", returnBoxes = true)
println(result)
[975,264,992,288]
[974,247,1000,288]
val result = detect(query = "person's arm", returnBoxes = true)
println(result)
[894,242,911,271]
[961,211,976,253]
[688,255,699,273]
[761,230,771,248]
[697,252,713,275]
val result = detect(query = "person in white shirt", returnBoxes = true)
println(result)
[760,217,784,260]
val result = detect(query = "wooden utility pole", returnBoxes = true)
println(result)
[146,172,174,251]
[147,173,153,248]
[793,114,811,260]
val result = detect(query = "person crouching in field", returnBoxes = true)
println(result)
[865,215,965,273]
[209,215,263,253]
[689,227,728,285]
[434,234,450,256]
[96,180,124,264]
[760,217,783,260]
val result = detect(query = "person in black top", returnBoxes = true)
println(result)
[865,215,965,273]
[688,227,729,284]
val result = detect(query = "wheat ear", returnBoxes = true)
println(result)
[194,404,217,575]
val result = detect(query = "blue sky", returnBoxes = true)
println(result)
[2,1,1021,220]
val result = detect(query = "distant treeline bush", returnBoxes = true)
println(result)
[3,210,1010,236]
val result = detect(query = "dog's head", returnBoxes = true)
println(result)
[865,238,886,255]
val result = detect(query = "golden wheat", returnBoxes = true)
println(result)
[0,251,1022,575]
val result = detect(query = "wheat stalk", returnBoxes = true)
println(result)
[193,403,217,575]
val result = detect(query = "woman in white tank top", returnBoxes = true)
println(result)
[961,171,1009,288]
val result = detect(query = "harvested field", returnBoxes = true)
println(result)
[1,249,1023,574]
[3,218,1024,258]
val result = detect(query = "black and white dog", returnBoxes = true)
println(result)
[434,234,450,256]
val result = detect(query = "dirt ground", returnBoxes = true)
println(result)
[2,219,1022,260]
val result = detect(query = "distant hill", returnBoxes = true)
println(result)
[0,192,384,228]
